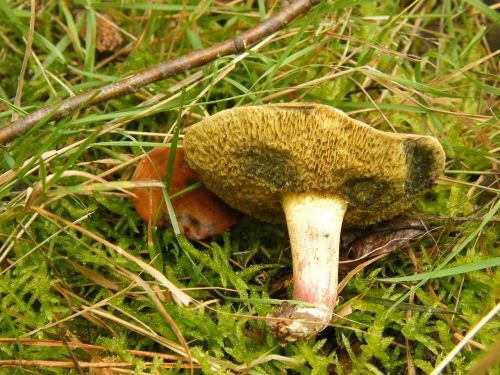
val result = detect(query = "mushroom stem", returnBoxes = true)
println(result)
[268,192,347,342]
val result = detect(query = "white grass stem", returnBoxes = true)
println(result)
[430,302,500,375]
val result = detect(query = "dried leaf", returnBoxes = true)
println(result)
[78,12,123,52]
[339,216,426,275]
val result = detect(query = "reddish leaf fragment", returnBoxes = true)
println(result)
[132,148,239,240]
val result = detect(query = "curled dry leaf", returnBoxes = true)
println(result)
[131,147,239,240]
[77,11,124,52]
[339,216,426,275]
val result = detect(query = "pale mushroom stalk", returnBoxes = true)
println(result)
[275,192,347,338]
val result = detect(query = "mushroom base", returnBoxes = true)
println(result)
[267,302,332,343]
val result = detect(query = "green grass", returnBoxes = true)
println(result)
[0,0,498,373]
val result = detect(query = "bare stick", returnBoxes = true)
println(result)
[0,0,321,144]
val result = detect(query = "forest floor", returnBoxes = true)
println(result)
[0,1,498,374]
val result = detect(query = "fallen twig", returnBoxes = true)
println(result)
[0,0,321,144]
[0,359,201,370]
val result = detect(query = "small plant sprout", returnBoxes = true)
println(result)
[183,103,445,342]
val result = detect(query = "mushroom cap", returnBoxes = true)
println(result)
[183,103,445,227]
[132,147,239,240]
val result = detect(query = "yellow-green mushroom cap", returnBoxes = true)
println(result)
[183,103,445,227]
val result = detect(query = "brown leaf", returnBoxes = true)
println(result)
[339,216,426,275]
[131,147,239,240]
[78,12,124,52]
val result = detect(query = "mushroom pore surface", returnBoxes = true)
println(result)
[183,103,445,227]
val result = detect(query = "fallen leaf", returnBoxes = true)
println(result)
[131,147,239,240]
[339,216,426,275]
[78,12,124,52]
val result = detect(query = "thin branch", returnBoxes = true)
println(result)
[0,0,321,144]
[0,360,201,369]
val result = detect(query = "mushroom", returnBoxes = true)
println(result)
[132,147,239,240]
[183,103,445,342]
